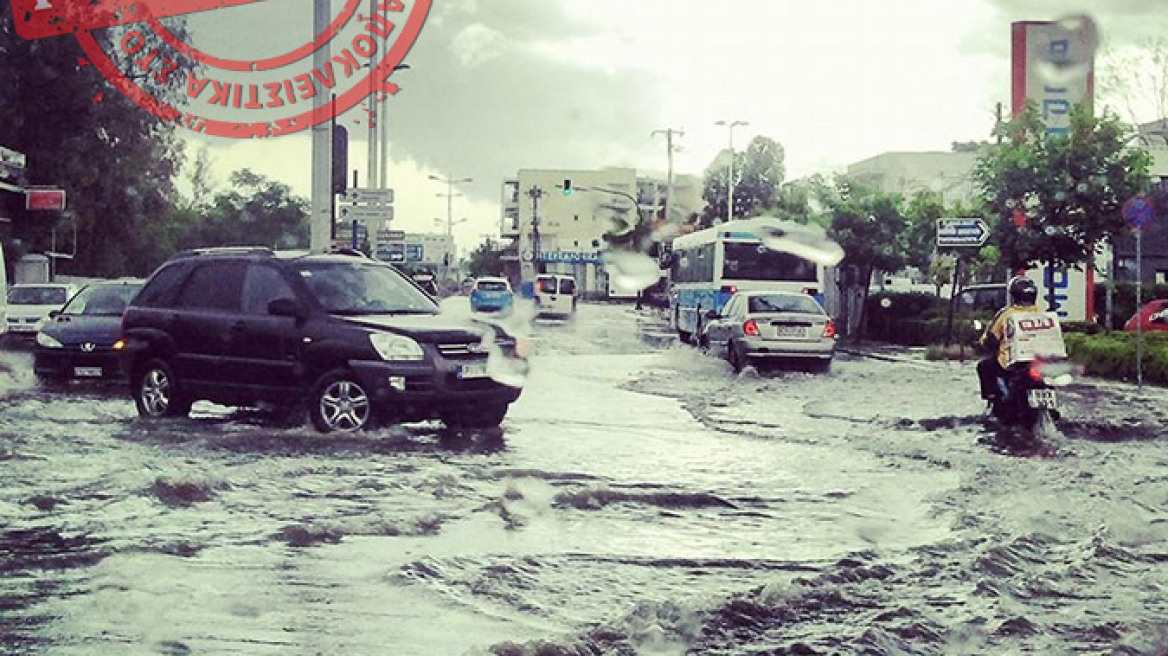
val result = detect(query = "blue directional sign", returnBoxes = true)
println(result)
[936,218,990,247]
[1123,195,1154,230]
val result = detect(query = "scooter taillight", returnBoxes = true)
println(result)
[1027,363,1044,382]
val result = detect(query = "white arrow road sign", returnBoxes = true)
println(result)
[338,205,394,222]
[937,217,990,247]
[341,187,394,204]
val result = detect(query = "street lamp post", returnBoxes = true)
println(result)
[429,173,472,281]
[715,120,748,222]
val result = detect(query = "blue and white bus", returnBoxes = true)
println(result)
[668,220,831,342]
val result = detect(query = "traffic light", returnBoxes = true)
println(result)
[562,179,573,196]
[332,125,348,195]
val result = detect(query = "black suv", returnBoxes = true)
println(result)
[118,248,524,432]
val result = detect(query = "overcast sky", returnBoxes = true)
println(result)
[174,0,1168,251]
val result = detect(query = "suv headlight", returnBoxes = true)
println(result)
[369,332,424,361]
[36,332,63,349]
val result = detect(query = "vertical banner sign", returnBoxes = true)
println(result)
[1011,21,1096,321]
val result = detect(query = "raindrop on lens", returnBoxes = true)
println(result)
[605,250,662,292]
[1036,14,1099,84]
[740,217,844,267]
[1076,182,1090,193]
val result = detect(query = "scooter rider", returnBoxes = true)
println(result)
[977,275,1041,401]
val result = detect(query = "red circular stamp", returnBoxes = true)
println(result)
[10,0,430,138]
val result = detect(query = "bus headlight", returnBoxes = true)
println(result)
[369,332,424,361]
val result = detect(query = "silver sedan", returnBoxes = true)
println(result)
[700,291,837,373]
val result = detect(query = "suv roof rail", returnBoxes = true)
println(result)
[169,246,276,260]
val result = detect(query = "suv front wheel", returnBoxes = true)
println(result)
[441,402,508,429]
[134,359,192,418]
[310,369,374,433]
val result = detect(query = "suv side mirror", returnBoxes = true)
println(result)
[268,297,304,318]
[48,309,61,319]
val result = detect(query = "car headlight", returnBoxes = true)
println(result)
[36,332,63,349]
[369,332,424,361]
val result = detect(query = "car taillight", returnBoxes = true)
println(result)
[822,320,836,339]
[743,319,759,336]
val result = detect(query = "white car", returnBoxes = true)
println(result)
[6,283,79,339]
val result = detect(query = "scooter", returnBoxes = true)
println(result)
[988,359,1061,428]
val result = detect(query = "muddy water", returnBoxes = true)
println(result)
[1,306,1166,655]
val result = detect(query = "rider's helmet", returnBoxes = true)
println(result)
[1007,275,1038,306]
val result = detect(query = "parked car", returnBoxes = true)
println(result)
[954,283,1007,313]
[701,290,836,373]
[534,274,578,318]
[469,276,514,313]
[34,279,144,382]
[1125,299,1168,332]
[5,282,79,339]
[118,248,525,432]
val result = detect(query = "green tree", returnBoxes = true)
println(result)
[467,238,506,278]
[974,105,1151,280]
[700,135,786,224]
[177,169,308,249]
[0,10,194,277]
[826,181,907,336]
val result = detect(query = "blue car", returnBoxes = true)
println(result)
[470,277,514,313]
[33,279,144,383]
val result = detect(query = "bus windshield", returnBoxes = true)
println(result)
[722,242,818,282]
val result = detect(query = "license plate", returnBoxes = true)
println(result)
[774,325,806,338]
[1027,389,1058,410]
[74,367,103,378]
[458,362,489,379]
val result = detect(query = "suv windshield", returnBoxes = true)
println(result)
[61,284,141,316]
[295,261,437,315]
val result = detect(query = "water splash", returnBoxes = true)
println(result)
[734,217,845,267]
[1035,14,1099,85]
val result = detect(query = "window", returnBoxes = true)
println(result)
[748,294,822,314]
[559,278,576,295]
[672,243,715,283]
[243,265,295,315]
[8,286,68,305]
[134,262,191,308]
[722,243,817,282]
[536,277,557,293]
[62,284,141,316]
[476,280,510,292]
[1157,270,1167,285]
[176,262,246,311]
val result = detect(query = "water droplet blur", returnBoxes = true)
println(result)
[605,250,663,292]
[1035,14,1099,84]
[736,217,844,267]
[1076,182,1090,193]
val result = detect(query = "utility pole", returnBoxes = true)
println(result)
[308,0,332,252]
[527,185,544,275]
[429,173,472,282]
[652,128,684,223]
[715,120,748,222]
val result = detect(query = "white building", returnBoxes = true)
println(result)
[846,151,980,206]
[500,168,704,297]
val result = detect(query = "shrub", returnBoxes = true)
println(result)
[1094,283,1168,329]
[865,292,947,341]
[1064,332,1168,385]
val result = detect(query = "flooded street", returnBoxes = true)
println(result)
[2,303,1168,655]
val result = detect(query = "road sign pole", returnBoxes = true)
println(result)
[1137,228,1143,389]
[944,255,963,347]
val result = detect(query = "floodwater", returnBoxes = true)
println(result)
[1,304,1167,655]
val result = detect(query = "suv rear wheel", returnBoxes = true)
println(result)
[134,359,192,418]
[310,369,374,433]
